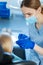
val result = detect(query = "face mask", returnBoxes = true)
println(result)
[25,16,37,25]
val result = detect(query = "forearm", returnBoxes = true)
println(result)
[34,44,43,55]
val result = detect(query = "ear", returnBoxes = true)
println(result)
[37,7,41,13]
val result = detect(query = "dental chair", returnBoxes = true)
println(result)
[14,61,37,65]
[0,45,3,63]
[13,47,37,65]
[0,2,10,18]
[13,47,25,60]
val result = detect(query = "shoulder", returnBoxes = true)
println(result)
[28,23,35,29]
[28,23,36,33]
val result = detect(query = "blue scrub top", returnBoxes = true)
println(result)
[25,23,43,65]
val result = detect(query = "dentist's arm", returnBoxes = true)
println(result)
[34,44,43,55]
[16,34,43,55]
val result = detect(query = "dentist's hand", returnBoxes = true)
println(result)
[16,34,35,49]
[18,34,30,40]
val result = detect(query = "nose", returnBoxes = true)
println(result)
[25,15,30,18]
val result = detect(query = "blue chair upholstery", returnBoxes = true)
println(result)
[0,2,10,18]
[0,2,7,9]
[0,9,10,18]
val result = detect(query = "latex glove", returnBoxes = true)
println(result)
[18,34,30,40]
[16,38,35,49]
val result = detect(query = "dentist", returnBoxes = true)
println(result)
[16,0,43,65]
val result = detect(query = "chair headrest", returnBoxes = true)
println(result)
[14,61,37,65]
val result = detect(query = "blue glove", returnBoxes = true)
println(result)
[18,34,30,40]
[16,38,35,49]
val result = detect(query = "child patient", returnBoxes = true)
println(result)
[0,34,22,63]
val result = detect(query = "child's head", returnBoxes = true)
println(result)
[0,35,13,53]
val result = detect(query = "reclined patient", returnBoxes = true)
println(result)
[0,34,22,64]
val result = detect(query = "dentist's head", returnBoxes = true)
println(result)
[21,0,43,24]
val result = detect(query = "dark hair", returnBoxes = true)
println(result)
[21,0,43,14]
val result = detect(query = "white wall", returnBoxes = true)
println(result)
[0,0,7,2]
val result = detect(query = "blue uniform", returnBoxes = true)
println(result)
[25,23,43,65]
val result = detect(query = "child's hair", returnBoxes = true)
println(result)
[0,35,13,53]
